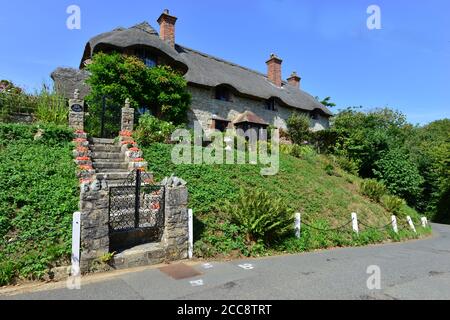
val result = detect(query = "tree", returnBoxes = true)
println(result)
[286,112,311,145]
[373,148,424,206]
[405,119,450,220]
[331,107,409,177]
[85,52,191,132]
[316,96,336,108]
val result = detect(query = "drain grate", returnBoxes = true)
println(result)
[159,263,202,280]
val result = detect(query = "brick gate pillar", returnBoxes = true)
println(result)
[68,89,85,131]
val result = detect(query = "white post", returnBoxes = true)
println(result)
[421,217,428,228]
[407,216,417,233]
[71,212,81,276]
[295,213,301,239]
[391,215,398,234]
[352,212,359,234]
[188,209,194,259]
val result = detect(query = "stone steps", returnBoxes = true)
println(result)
[92,152,123,160]
[112,243,166,269]
[90,145,122,152]
[91,138,116,145]
[96,172,130,180]
[93,161,129,170]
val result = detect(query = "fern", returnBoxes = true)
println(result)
[224,189,294,244]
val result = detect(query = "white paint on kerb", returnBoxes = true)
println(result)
[407,216,417,233]
[295,212,301,239]
[391,215,398,234]
[421,217,428,228]
[71,212,81,276]
[352,212,359,234]
[188,209,193,259]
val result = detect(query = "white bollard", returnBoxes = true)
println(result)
[188,209,194,259]
[295,213,301,239]
[421,217,428,228]
[406,216,417,233]
[352,212,359,234]
[391,215,398,234]
[71,212,81,276]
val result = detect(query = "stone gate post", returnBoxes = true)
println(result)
[121,98,134,132]
[162,178,189,261]
[79,180,110,272]
[68,89,85,131]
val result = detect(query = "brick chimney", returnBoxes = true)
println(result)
[287,71,301,89]
[157,9,177,48]
[266,54,283,87]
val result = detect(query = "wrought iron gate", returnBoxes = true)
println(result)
[109,170,165,251]
[85,95,122,139]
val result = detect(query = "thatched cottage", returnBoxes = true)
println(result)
[52,9,332,133]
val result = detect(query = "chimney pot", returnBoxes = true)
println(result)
[157,9,178,48]
[287,71,301,89]
[266,54,283,87]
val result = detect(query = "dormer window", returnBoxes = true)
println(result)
[265,98,277,111]
[215,86,231,102]
[135,48,157,68]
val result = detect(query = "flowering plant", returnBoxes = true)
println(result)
[76,157,90,161]
[133,158,144,162]
[78,165,93,171]
[129,147,140,152]
[119,130,133,137]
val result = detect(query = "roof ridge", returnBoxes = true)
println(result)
[177,45,269,79]
[130,21,159,36]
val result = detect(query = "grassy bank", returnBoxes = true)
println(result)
[0,124,78,286]
[142,143,431,259]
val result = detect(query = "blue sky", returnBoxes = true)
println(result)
[0,0,449,125]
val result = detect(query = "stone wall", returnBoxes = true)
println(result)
[187,85,327,132]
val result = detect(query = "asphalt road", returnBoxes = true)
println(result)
[2,223,450,300]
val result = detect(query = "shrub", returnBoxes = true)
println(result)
[85,53,191,127]
[336,156,360,176]
[0,82,37,122]
[224,188,294,244]
[373,148,424,206]
[0,123,78,285]
[290,144,316,159]
[133,114,177,146]
[360,179,387,202]
[324,164,335,176]
[286,112,311,145]
[381,195,405,215]
[34,85,68,125]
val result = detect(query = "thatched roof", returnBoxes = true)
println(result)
[233,111,269,126]
[81,22,332,116]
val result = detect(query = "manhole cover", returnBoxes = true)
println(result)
[159,263,202,280]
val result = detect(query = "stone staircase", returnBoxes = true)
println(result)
[90,138,130,186]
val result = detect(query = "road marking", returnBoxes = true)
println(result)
[190,279,204,287]
[202,263,213,269]
[238,264,254,270]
